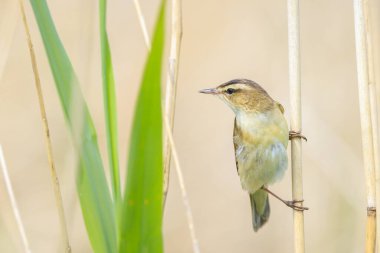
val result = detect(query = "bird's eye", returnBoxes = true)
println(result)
[226,88,235,95]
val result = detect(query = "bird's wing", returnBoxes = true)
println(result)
[233,119,240,173]
[275,101,285,114]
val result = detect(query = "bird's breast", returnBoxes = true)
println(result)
[233,109,289,192]
[235,110,289,147]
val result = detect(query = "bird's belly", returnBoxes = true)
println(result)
[237,141,288,193]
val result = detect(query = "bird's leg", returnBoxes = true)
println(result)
[261,186,309,211]
[289,130,307,142]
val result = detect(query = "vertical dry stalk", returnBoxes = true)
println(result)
[0,146,32,253]
[18,1,71,252]
[0,0,18,80]
[132,0,151,50]
[132,0,183,206]
[287,0,305,252]
[163,0,183,206]
[353,0,376,252]
[363,0,380,251]
[133,4,195,250]
[163,117,200,253]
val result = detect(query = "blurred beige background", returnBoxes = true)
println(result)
[1,0,380,252]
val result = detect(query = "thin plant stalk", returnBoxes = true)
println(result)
[132,0,183,206]
[29,1,116,251]
[353,0,376,252]
[287,0,306,252]
[163,116,200,253]
[132,0,151,50]
[0,146,32,253]
[163,0,183,206]
[18,1,71,252]
[363,0,380,251]
[0,0,18,80]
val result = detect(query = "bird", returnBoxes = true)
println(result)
[200,79,307,232]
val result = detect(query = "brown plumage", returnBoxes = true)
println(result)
[200,79,289,231]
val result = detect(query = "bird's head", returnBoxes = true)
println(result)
[199,79,275,114]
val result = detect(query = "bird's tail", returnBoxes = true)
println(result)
[250,189,270,232]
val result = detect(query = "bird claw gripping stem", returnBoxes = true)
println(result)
[262,187,309,212]
[284,200,309,211]
[289,130,307,142]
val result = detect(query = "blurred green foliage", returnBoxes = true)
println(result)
[29,0,166,252]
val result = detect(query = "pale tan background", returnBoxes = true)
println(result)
[1,0,380,252]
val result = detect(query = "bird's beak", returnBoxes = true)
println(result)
[199,88,218,95]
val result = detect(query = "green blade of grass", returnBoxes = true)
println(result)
[29,1,116,252]
[99,0,121,208]
[119,1,166,252]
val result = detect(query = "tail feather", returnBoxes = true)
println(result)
[249,190,270,232]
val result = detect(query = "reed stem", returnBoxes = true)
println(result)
[353,0,377,252]
[132,0,151,50]
[132,0,183,207]
[163,0,183,207]
[163,116,201,253]
[0,146,32,253]
[287,0,306,252]
[0,0,18,80]
[363,0,380,251]
[18,1,71,252]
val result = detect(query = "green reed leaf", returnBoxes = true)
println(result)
[29,1,116,252]
[99,0,121,209]
[119,1,166,252]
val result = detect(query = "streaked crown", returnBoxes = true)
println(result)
[200,79,275,113]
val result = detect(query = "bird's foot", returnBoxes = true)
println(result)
[261,187,309,211]
[289,131,307,142]
[284,199,309,211]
